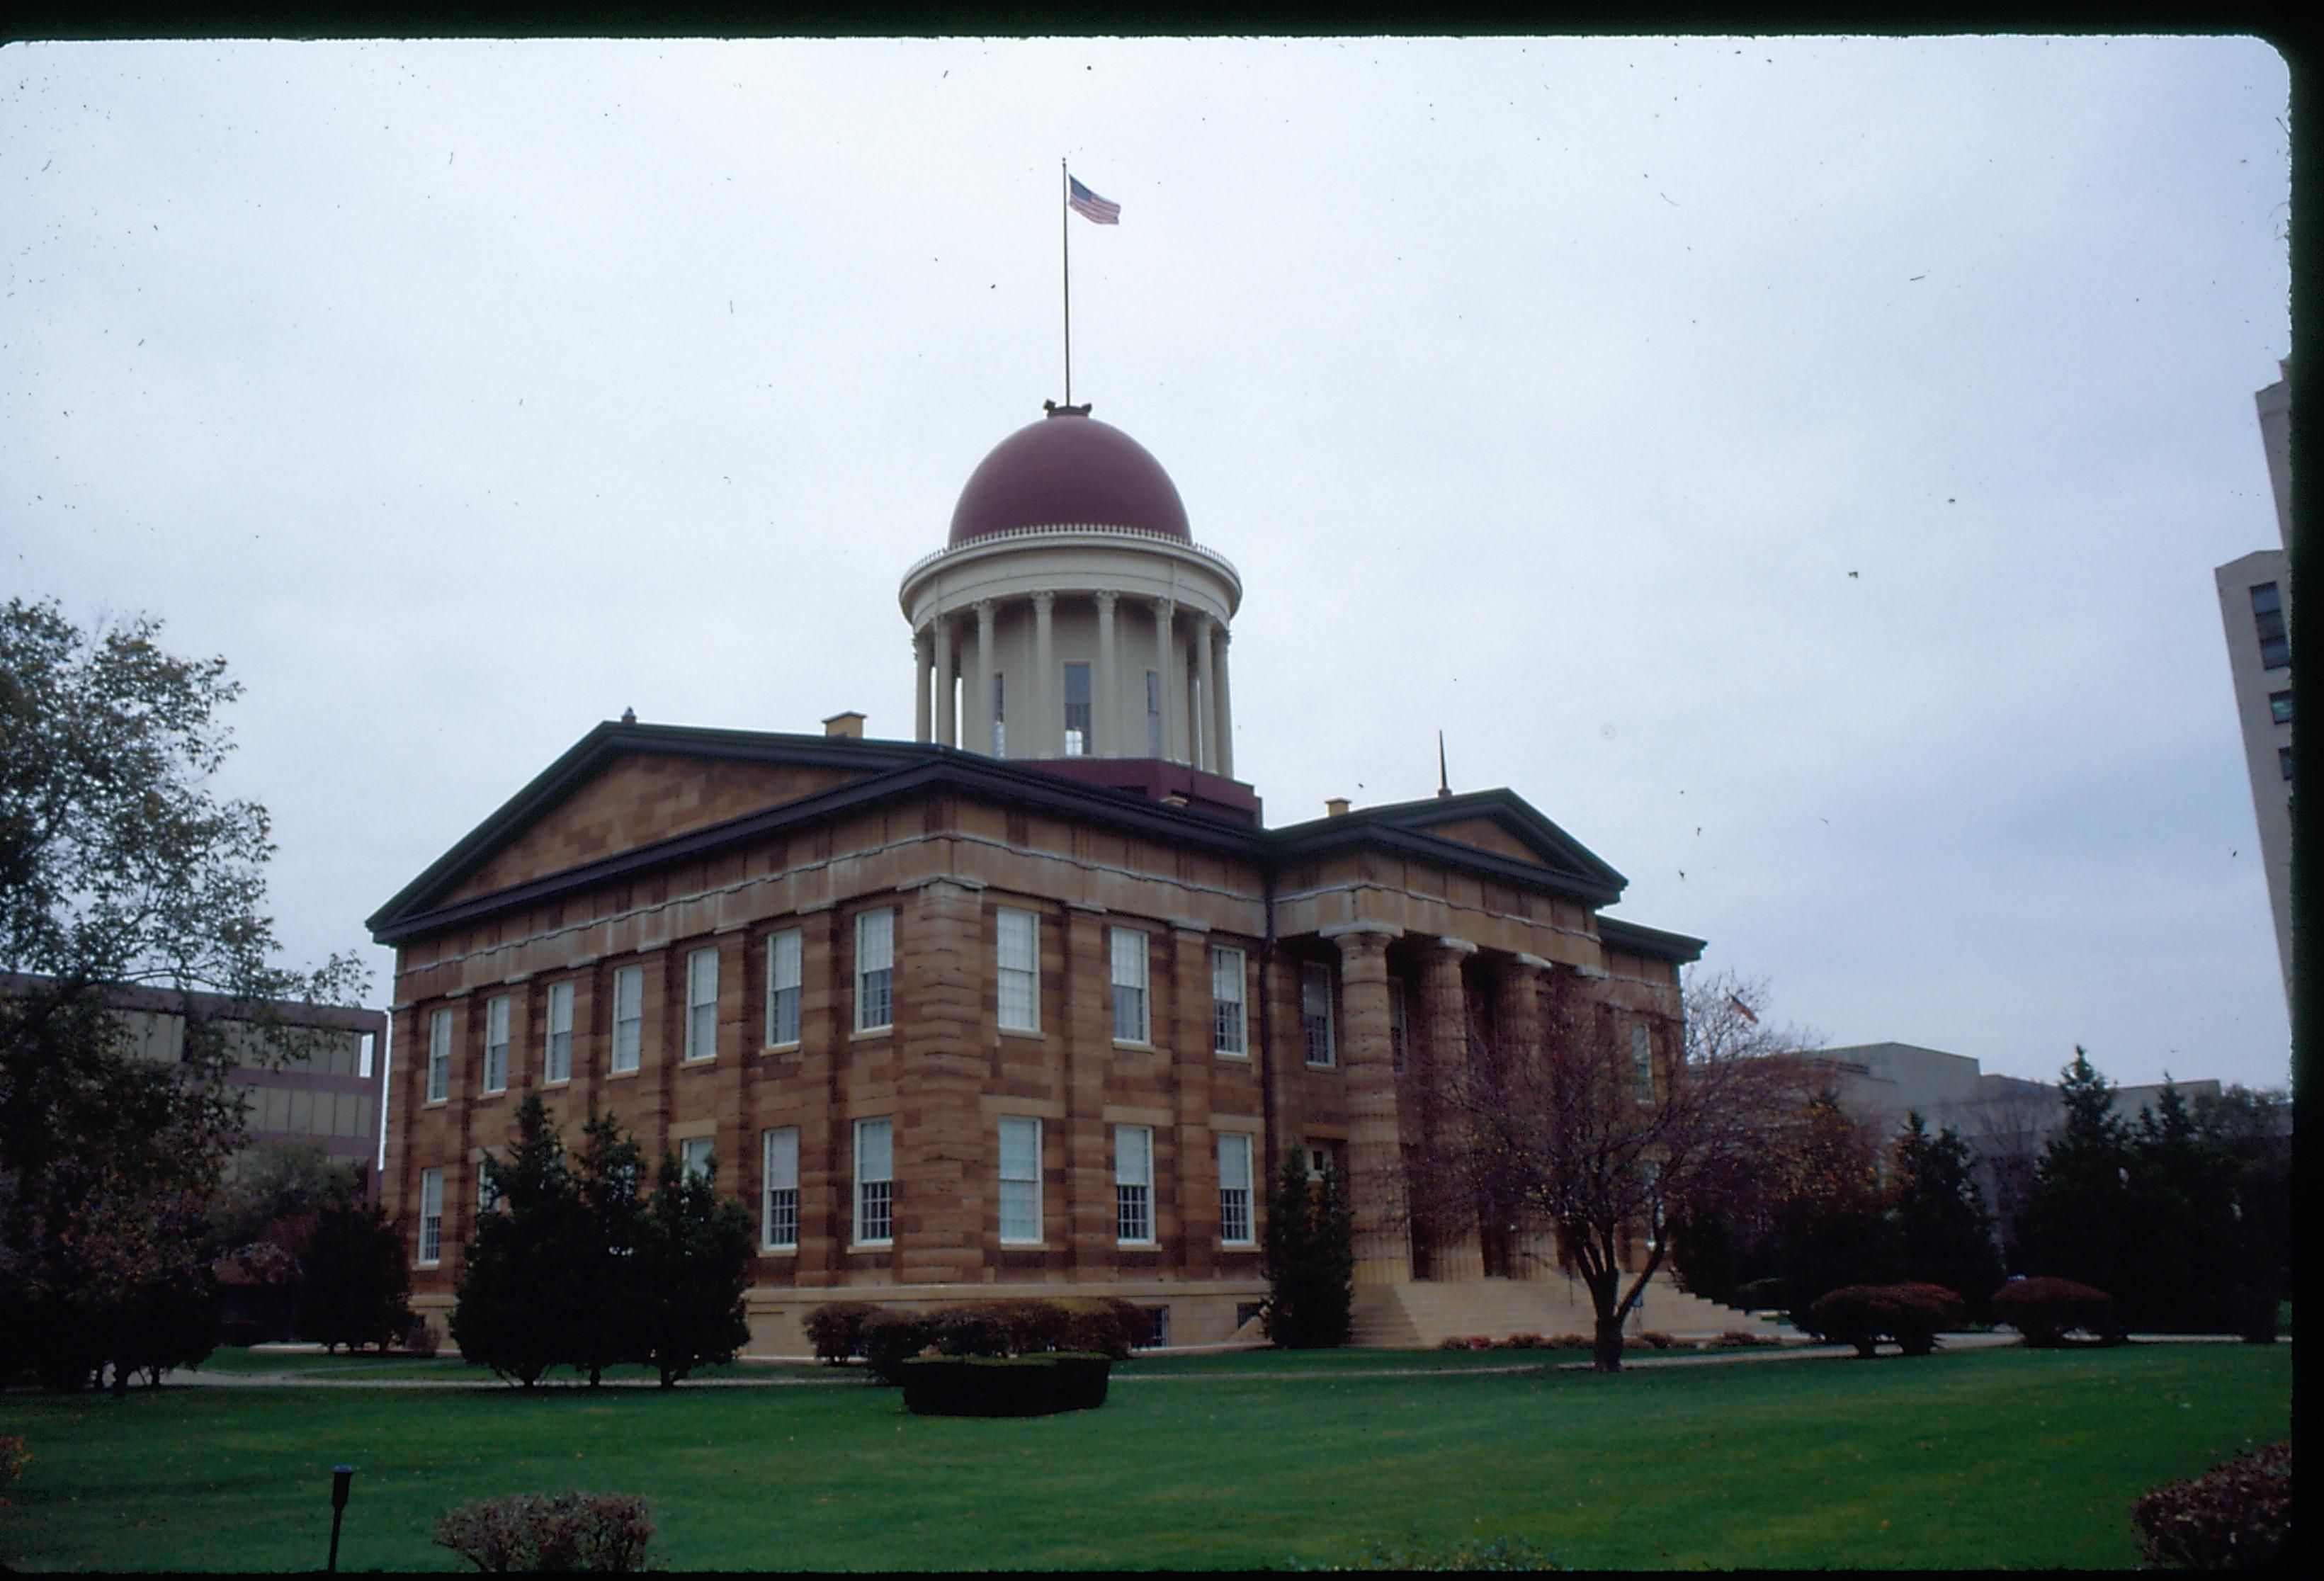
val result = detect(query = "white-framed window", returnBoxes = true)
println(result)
[992,672,1007,756]
[1218,1132,1254,1246]
[1115,1123,1155,1245]
[477,1158,501,1214]
[761,1126,799,1250]
[426,1007,452,1103]
[1631,1022,1655,1103]
[854,1118,894,1245]
[764,928,803,1047]
[545,980,574,1083]
[482,994,511,1094]
[855,910,895,1033]
[1146,670,1162,757]
[1211,945,1247,1055]
[680,1136,714,1184]
[1301,962,1336,1067]
[684,946,719,1062]
[1110,926,1150,1044]
[418,1167,443,1265]
[611,963,643,1073]
[1062,662,1092,756]
[997,907,1041,1033]
[1388,980,1408,1074]
[997,1116,1043,1245]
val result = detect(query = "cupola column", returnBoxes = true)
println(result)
[1154,596,1179,764]
[972,600,997,756]
[1213,625,1235,779]
[933,613,956,748]
[1193,613,1218,773]
[1031,591,1057,757]
[1094,591,1119,759]
[914,628,934,744]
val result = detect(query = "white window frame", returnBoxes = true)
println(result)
[1301,961,1337,1067]
[482,994,511,1094]
[1218,1131,1254,1247]
[1211,945,1247,1056]
[680,1135,714,1184]
[855,910,895,1034]
[854,1117,894,1246]
[1062,661,1092,756]
[477,1157,501,1214]
[684,946,720,1063]
[1110,926,1150,1046]
[426,1007,452,1103]
[544,980,574,1084]
[611,963,644,1074]
[418,1167,443,1266]
[764,928,803,1048]
[997,1116,1043,1245]
[761,1126,799,1251]
[1114,1123,1155,1246]
[996,907,1041,1034]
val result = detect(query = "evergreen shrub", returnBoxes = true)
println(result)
[1990,1276,2122,1347]
[1804,1282,1966,1357]
[858,1310,935,1385]
[899,1353,1112,1416]
[802,1301,879,1364]
[432,1492,653,1572]
[2129,1441,2291,1570]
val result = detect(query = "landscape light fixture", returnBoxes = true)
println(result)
[327,1464,355,1572]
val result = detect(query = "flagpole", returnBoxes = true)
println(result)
[1060,157,1072,406]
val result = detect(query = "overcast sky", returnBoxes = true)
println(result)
[3,35,2293,1093]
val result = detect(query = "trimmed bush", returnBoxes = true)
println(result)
[1991,1276,2122,1347]
[2130,1441,2290,1570]
[1805,1283,1966,1357]
[1638,1332,1677,1350]
[1711,1330,1779,1349]
[432,1492,653,1572]
[1547,1332,1593,1351]
[900,1353,1112,1417]
[858,1310,935,1386]
[802,1301,880,1364]
[1058,1296,1143,1360]
[1502,1333,1546,1349]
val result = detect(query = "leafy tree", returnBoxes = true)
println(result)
[2012,1048,2138,1305]
[1,598,364,1389]
[1767,1091,1895,1315]
[2122,1082,2248,1332]
[633,1150,754,1388]
[450,1094,592,1387]
[569,1109,648,1386]
[208,1143,365,1255]
[1262,1148,1354,1348]
[297,1201,413,1352]
[1889,1112,2004,1320]
[2192,1084,2291,1300]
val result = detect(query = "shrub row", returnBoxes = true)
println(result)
[804,1297,1145,1383]
[1803,1283,1968,1358]
[1990,1277,2124,1347]
[2130,1441,2291,1570]
[899,1354,1113,1417]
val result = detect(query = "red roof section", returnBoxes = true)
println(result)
[948,407,1191,545]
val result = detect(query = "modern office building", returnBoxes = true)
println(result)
[372,403,1770,1352]
[2213,360,2293,1004]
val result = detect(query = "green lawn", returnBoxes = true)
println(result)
[0,1344,2288,1571]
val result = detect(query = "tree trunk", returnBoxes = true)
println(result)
[1587,1269,1626,1373]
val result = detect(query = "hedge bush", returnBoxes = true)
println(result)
[802,1301,880,1365]
[2130,1441,2290,1570]
[1991,1276,2122,1347]
[432,1492,653,1572]
[899,1353,1112,1417]
[1804,1283,1966,1358]
[803,1295,1147,1383]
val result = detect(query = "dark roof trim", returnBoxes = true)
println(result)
[1271,789,1628,905]
[1596,917,1707,963]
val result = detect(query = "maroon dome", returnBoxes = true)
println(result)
[948,407,1190,546]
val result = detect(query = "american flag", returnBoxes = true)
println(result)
[1067,176,1121,225]
[1727,994,1759,1026]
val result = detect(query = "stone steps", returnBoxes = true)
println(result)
[1349,1274,1788,1349]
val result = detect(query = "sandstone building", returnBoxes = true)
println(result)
[371,404,1751,1352]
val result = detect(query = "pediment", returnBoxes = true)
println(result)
[1414,814,1553,868]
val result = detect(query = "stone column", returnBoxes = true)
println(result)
[1032,591,1056,759]
[1153,596,1179,764]
[1193,613,1218,773]
[1417,937,1483,1281]
[972,599,997,757]
[933,613,956,749]
[914,628,933,744]
[1094,591,1118,759]
[1213,625,1235,779]
[1327,925,1409,1286]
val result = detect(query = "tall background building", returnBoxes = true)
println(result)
[2214,360,2293,1004]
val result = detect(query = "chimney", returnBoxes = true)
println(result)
[1325,797,1351,818]
[822,711,866,740]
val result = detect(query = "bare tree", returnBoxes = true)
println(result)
[1412,968,1813,1371]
